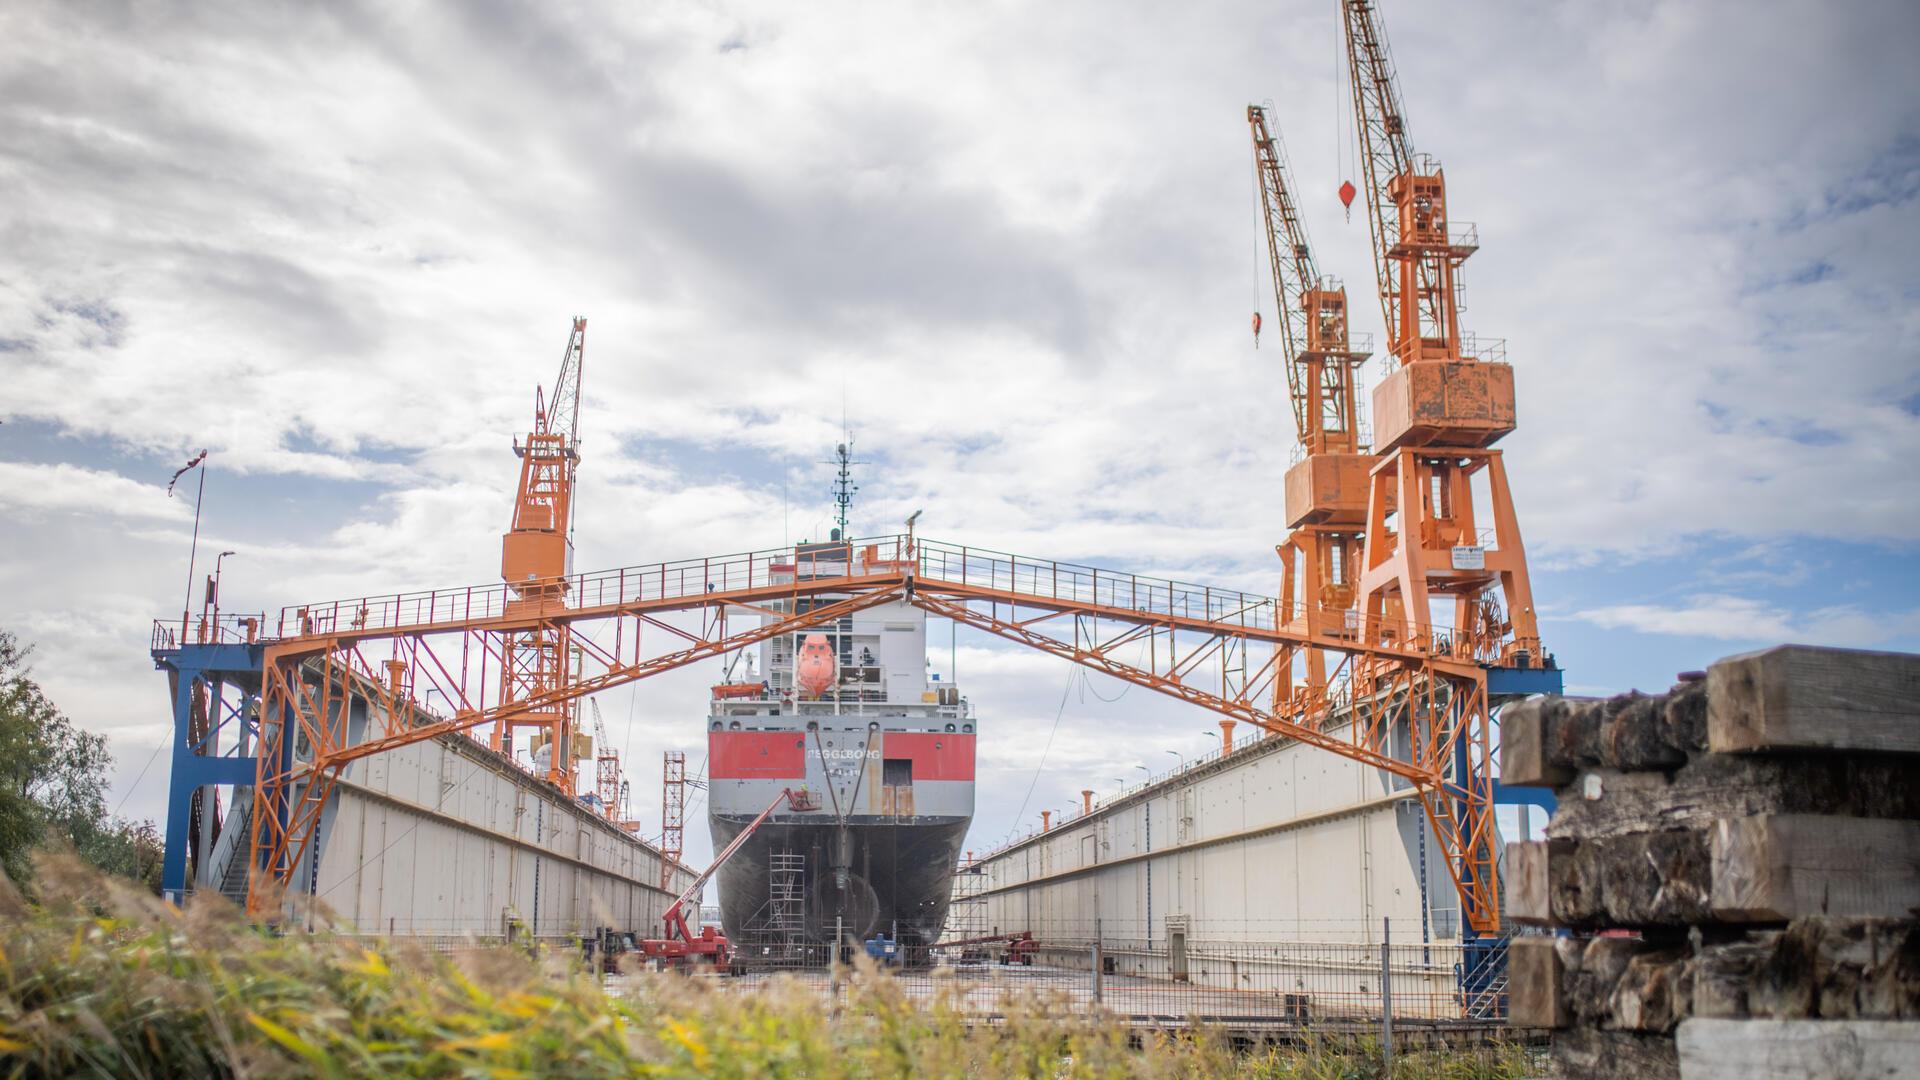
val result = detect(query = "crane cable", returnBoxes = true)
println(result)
[1000,662,1078,846]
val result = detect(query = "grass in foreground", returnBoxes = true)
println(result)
[0,853,1528,1078]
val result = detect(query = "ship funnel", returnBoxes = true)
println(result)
[1219,719,1237,753]
[1081,789,1094,815]
[1040,810,1052,832]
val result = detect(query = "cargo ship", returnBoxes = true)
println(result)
[705,535,975,951]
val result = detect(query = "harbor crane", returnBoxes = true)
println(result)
[1340,0,1541,663]
[1247,103,1374,698]
[495,318,594,792]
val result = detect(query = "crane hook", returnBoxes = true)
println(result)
[1251,310,1263,349]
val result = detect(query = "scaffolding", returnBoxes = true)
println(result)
[733,850,811,968]
[946,857,988,942]
[660,751,686,889]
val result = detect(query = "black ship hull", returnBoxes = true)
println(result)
[709,816,969,947]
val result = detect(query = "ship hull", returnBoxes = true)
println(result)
[710,816,969,946]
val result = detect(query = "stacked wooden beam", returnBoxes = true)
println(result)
[1501,645,1920,1078]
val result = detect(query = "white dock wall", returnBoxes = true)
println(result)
[972,720,1477,949]
[304,731,694,941]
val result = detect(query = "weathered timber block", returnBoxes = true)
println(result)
[1510,840,1578,925]
[1501,697,1575,787]
[1712,815,1920,923]
[1588,830,1714,927]
[1748,917,1920,1021]
[1611,947,1695,1033]
[1505,684,1707,785]
[1675,1018,1920,1079]
[1601,689,1694,771]
[1508,936,1570,1028]
[1709,645,1920,755]
[1692,936,1778,1019]
[1514,833,1712,927]
[1550,1025,1678,1080]
[1549,755,1920,842]
[1564,936,1648,1024]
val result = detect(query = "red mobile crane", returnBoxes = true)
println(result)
[636,786,816,971]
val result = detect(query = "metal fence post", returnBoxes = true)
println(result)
[831,915,844,1013]
[1381,917,1393,1075]
[1091,942,1102,1005]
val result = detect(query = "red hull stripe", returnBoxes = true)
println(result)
[710,731,807,779]
[881,732,975,782]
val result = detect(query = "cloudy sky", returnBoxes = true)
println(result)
[3,0,1917,872]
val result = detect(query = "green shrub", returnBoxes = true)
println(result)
[0,852,1529,1078]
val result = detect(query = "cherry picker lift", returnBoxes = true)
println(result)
[634,786,814,973]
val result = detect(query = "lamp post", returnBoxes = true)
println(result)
[1165,749,1185,770]
[211,550,236,629]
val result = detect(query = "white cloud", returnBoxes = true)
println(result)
[1571,594,1920,649]
[0,461,191,520]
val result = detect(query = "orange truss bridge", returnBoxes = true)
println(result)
[197,534,1555,935]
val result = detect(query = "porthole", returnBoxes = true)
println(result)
[962,724,973,733]
[729,720,742,731]
[945,723,956,733]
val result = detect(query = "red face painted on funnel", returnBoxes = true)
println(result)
[795,633,836,699]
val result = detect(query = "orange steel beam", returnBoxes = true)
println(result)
[244,585,906,916]
[912,592,1500,930]
[241,536,1508,931]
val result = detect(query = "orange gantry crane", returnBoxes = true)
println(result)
[496,317,589,790]
[1247,104,1375,699]
[1341,0,1541,664]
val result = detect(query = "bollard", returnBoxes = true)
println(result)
[1381,917,1393,1075]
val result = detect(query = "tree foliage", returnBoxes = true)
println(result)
[0,629,160,892]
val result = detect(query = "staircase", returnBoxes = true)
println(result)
[208,790,252,906]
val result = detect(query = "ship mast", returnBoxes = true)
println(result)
[826,435,866,540]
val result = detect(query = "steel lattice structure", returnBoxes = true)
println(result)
[235,534,1517,933]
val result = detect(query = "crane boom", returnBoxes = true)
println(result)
[1342,0,1466,365]
[539,319,586,458]
[1249,104,1373,700]
[1248,105,1367,458]
[1249,104,1317,372]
